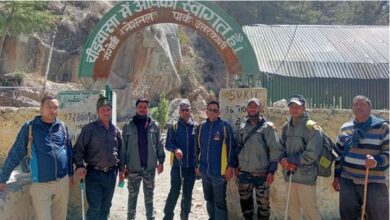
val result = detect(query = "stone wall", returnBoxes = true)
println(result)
[0,107,388,219]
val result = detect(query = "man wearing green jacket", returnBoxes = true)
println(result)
[279,95,322,220]
[121,98,165,220]
[235,98,283,220]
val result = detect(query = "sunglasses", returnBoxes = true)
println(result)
[207,108,219,113]
[180,109,190,112]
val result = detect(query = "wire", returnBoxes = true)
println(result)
[271,1,306,77]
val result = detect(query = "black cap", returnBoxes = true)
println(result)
[288,94,306,106]
[96,94,112,109]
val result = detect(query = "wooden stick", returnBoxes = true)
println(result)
[361,168,369,220]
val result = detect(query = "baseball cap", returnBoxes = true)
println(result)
[247,98,261,106]
[288,94,306,106]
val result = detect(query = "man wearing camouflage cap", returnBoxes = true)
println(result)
[73,94,123,220]
[235,98,283,220]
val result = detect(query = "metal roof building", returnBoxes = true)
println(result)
[243,25,389,109]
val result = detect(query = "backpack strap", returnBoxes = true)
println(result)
[27,124,33,159]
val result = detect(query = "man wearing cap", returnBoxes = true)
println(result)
[163,99,197,220]
[279,94,322,220]
[121,98,165,220]
[235,98,283,220]
[73,94,123,219]
[195,100,237,220]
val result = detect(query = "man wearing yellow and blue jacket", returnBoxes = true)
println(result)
[195,100,236,220]
[0,96,73,220]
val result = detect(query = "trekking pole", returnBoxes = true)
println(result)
[80,178,86,220]
[284,171,293,220]
[360,168,369,220]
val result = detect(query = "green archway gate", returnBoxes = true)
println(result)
[79,0,259,79]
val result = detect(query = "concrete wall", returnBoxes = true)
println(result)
[0,107,388,219]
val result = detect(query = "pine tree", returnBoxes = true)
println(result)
[0,1,59,56]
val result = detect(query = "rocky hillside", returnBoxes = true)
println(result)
[0,1,227,121]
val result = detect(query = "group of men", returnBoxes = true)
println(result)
[0,93,388,220]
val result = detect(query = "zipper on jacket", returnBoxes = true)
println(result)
[50,124,58,179]
[207,122,213,176]
[186,124,189,168]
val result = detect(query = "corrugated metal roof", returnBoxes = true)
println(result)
[243,25,389,79]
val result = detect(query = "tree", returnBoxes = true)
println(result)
[150,94,169,129]
[0,1,59,57]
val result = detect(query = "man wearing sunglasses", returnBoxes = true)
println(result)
[196,100,237,220]
[163,99,197,220]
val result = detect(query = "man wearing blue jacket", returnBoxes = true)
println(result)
[163,99,197,220]
[196,100,236,220]
[0,96,73,220]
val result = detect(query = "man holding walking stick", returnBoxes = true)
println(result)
[332,95,389,220]
[279,95,322,220]
[73,94,123,220]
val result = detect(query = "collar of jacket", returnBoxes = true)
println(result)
[96,119,114,129]
[288,112,309,126]
[206,117,222,125]
[178,117,194,126]
[34,115,62,127]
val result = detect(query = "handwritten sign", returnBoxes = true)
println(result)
[58,90,117,145]
[219,88,267,130]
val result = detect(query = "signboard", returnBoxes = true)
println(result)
[219,88,267,129]
[58,90,117,145]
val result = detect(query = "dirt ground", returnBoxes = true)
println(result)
[110,150,209,220]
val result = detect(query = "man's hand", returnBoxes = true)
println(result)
[175,149,183,160]
[195,168,201,177]
[266,173,274,185]
[69,176,74,188]
[280,158,288,169]
[287,163,297,172]
[0,183,6,191]
[365,154,377,169]
[332,178,340,192]
[225,167,234,181]
[75,167,86,179]
[119,169,127,182]
[156,164,163,174]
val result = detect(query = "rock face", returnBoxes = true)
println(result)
[108,24,182,120]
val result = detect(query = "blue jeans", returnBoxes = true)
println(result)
[201,173,228,220]
[163,167,196,220]
[85,168,117,220]
[340,177,389,220]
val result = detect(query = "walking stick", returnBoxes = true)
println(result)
[360,168,369,220]
[80,178,86,220]
[284,171,293,220]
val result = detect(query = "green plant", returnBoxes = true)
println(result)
[0,72,25,86]
[0,2,59,56]
[151,94,169,129]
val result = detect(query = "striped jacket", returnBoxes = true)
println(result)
[334,116,389,184]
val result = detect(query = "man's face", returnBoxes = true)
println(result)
[247,102,261,117]
[40,99,59,122]
[288,103,305,119]
[206,103,220,121]
[97,105,112,122]
[179,106,191,121]
[352,99,371,121]
[136,102,149,116]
